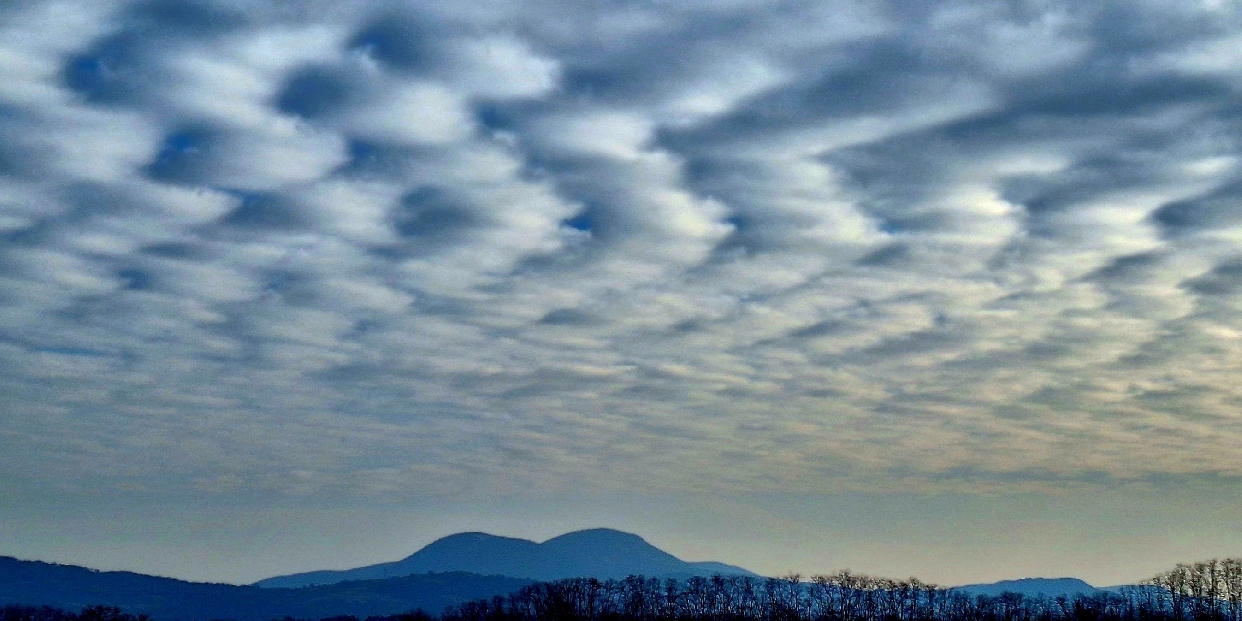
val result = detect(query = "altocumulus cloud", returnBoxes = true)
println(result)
[2,0,1242,500]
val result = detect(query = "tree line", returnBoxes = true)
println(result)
[1,606,151,621]
[5,559,1242,621]
[433,559,1242,621]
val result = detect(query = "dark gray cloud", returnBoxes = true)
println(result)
[3,0,1242,528]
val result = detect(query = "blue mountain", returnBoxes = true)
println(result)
[0,555,531,621]
[254,528,759,588]
[953,577,1100,599]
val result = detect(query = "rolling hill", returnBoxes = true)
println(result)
[0,556,531,621]
[953,577,1101,599]
[254,528,758,588]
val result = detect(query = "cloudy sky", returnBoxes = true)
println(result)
[4,0,1242,587]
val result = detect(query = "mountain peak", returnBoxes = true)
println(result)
[254,528,757,588]
[547,527,639,538]
[423,531,535,548]
[542,528,650,546]
[442,531,495,539]
[954,577,1098,598]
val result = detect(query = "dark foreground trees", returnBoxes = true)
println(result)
[436,558,1242,621]
[2,606,150,621]
[10,558,1242,621]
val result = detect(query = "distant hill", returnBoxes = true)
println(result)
[255,528,759,588]
[0,556,531,621]
[953,577,1100,599]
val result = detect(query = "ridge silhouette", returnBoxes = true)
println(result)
[254,528,757,588]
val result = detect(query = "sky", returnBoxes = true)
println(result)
[3,0,1242,589]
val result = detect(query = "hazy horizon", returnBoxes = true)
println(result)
[8,485,1242,587]
[3,0,1242,590]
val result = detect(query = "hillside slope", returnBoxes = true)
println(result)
[255,528,758,588]
[0,556,531,621]
[953,578,1100,598]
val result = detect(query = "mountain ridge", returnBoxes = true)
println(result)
[254,528,759,588]
[0,555,532,621]
[0,549,1137,621]
[952,577,1101,598]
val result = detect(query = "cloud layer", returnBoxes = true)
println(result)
[4,0,1242,502]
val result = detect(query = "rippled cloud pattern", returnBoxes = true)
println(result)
[3,0,1242,500]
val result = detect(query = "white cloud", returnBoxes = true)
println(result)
[345,80,474,145]
[446,36,560,99]
[3,0,1242,514]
